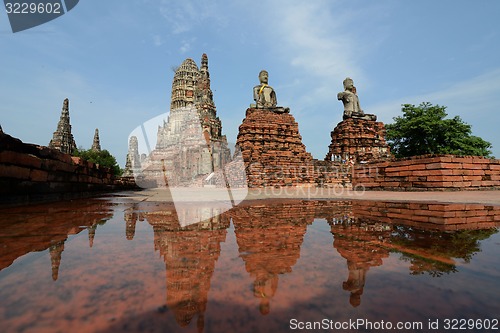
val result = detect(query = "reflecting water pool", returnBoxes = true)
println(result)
[0,195,499,333]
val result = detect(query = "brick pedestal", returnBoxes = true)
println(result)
[326,118,392,163]
[236,108,315,187]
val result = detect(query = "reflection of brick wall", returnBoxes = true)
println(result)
[354,155,500,191]
[352,201,500,231]
[0,200,112,272]
[0,132,136,205]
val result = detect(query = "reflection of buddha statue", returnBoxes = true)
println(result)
[253,273,278,315]
[253,70,277,108]
[331,222,390,307]
[342,261,368,307]
[337,77,376,121]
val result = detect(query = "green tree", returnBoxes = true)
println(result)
[386,102,492,158]
[74,148,122,176]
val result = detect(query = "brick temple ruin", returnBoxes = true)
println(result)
[3,52,500,210]
[120,54,500,190]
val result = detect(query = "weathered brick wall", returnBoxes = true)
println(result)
[352,201,500,231]
[0,132,136,205]
[354,155,500,191]
[312,160,352,188]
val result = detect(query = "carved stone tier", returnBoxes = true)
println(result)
[236,108,315,187]
[325,118,392,163]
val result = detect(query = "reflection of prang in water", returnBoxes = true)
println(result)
[145,205,230,331]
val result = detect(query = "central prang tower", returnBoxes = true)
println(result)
[138,54,231,187]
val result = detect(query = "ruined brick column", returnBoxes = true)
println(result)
[236,108,316,187]
[329,77,392,163]
[325,118,392,163]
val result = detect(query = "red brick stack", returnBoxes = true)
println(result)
[325,118,392,163]
[236,108,316,187]
[354,155,500,190]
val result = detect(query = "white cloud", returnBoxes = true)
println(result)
[276,2,359,79]
[179,38,194,54]
[261,1,389,113]
[158,0,224,35]
[152,34,164,46]
[369,68,500,123]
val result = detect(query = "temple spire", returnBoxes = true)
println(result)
[195,53,214,107]
[91,128,101,152]
[200,53,209,77]
[123,136,141,177]
[48,98,77,154]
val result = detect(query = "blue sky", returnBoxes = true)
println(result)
[1,0,500,166]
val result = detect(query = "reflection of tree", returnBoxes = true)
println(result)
[390,226,498,276]
[398,254,458,277]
